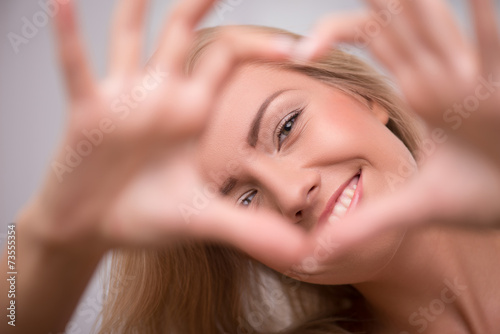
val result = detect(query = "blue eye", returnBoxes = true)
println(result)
[276,110,302,149]
[239,190,257,207]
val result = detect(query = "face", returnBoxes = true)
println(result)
[197,63,416,285]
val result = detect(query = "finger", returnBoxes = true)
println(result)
[295,7,426,69]
[102,158,309,271]
[108,0,150,77]
[469,0,500,69]
[53,0,95,100]
[106,197,309,272]
[365,31,412,74]
[405,0,473,76]
[365,0,474,83]
[293,11,370,60]
[325,145,500,247]
[294,6,437,102]
[362,0,476,129]
[363,0,425,60]
[319,179,427,249]
[190,200,309,272]
[152,0,218,74]
[191,30,295,103]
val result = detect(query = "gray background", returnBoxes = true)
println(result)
[1,0,499,333]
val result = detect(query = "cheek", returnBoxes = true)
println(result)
[306,108,383,162]
[306,106,416,195]
[299,227,407,285]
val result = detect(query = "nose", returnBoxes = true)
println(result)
[252,158,320,223]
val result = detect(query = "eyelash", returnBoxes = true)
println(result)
[238,109,303,207]
[276,109,302,150]
[238,190,256,207]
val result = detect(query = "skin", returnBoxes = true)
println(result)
[355,227,500,333]
[300,0,500,242]
[197,64,411,285]
[0,1,306,333]
[291,3,500,331]
[196,62,500,332]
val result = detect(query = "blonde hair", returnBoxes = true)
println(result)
[98,25,421,334]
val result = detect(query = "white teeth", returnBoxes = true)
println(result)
[343,188,355,198]
[339,195,352,207]
[328,215,340,224]
[333,203,347,216]
[328,175,360,222]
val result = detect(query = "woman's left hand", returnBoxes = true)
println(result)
[293,0,500,247]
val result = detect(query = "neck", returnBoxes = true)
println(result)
[353,226,500,334]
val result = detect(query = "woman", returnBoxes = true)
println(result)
[2,0,499,333]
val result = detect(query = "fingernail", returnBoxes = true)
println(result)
[292,37,318,61]
[273,35,296,55]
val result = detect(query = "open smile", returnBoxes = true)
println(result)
[318,170,363,228]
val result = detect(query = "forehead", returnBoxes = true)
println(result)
[197,64,320,183]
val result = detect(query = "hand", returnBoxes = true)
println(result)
[20,0,308,270]
[293,0,500,247]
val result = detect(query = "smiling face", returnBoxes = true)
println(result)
[197,63,417,284]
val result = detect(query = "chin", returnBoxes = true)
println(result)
[285,228,408,286]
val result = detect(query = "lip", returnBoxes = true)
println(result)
[317,169,363,229]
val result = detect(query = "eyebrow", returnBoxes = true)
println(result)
[220,177,238,196]
[218,89,290,195]
[247,89,290,147]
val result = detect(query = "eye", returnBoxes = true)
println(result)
[276,109,302,150]
[238,190,257,207]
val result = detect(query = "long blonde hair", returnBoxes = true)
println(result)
[98,25,421,334]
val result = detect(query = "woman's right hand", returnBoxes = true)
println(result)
[19,0,307,268]
[290,0,500,250]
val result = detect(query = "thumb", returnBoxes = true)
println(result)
[319,179,427,249]
[188,199,310,272]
